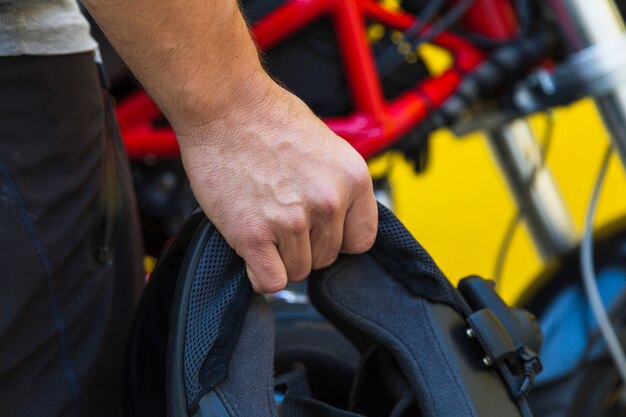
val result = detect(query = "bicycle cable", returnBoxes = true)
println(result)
[403,0,445,40]
[377,0,474,77]
[414,0,475,45]
[580,144,626,390]
[493,112,555,284]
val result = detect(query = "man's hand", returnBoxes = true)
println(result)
[179,77,377,293]
[82,0,378,292]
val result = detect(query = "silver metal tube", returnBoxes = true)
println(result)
[549,0,626,167]
[488,120,577,259]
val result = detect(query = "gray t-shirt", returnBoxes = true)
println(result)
[0,0,97,56]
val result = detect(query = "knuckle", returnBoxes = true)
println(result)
[357,172,373,190]
[348,159,371,185]
[318,192,342,217]
[282,211,308,234]
[235,229,268,252]
[245,218,280,244]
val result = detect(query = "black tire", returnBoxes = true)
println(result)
[567,358,626,417]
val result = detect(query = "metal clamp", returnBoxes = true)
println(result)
[515,34,626,112]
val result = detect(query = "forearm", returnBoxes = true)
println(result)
[84,0,378,294]
[82,0,272,136]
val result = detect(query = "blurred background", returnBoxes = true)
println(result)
[374,95,626,302]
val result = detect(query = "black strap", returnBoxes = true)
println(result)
[274,365,311,399]
[370,203,460,309]
[280,396,365,417]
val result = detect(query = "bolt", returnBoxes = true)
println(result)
[465,328,475,338]
[482,356,493,367]
[397,41,412,55]
[405,52,418,64]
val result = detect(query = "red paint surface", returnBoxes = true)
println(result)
[116,0,515,160]
[460,0,519,40]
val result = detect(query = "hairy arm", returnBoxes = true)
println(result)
[82,0,378,292]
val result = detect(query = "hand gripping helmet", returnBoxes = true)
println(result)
[124,203,543,417]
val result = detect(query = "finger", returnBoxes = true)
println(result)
[277,230,312,282]
[242,242,288,294]
[310,210,345,270]
[342,186,378,254]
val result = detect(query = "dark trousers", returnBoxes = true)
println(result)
[0,53,145,417]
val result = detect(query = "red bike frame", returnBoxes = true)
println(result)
[117,0,519,160]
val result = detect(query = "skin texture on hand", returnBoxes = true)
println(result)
[83,0,378,292]
[180,81,377,292]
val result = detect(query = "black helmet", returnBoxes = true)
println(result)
[124,203,543,417]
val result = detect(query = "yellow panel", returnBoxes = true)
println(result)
[370,98,626,303]
[380,0,402,11]
[367,24,386,43]
[417,43,454,76]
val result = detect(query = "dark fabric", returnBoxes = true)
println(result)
[274,365,311,399]
[123,211,206,417]
[199,272,252,390]
[182,225,251,411]
[281,396,365,417]
[192,391,231,417]
[203,296,277,417]
[309,255,478,417]
[274,324,358,409]
[275,325,359,367]
[371,203,459,308]
[0,53,145,417]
